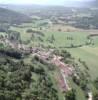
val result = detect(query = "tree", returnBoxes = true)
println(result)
[94,77,98,90]
[93,91,98,100]
[65,89,76,100]
[26,29,33,33]
[49,34,55,44]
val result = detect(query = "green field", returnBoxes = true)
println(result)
[43,32,88,47]
[67,47,98,80]
[43,31,98,80]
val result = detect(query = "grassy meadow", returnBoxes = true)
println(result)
[43,31,98,80]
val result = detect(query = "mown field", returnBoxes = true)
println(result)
[43,32,88,47]
[68,47,98,80]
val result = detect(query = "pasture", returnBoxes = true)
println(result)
[43,31,88,47]
[43,31,98,80]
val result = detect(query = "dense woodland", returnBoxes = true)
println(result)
[0,7,32,24]
[0,48,59,100]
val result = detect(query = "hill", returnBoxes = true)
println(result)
[0,7,32,24]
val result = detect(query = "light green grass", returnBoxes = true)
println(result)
[10,27,32,42]
[69,78,86,100]
[42,31,98,80]
[67,47,98,80]
[43,32,88,47]
[0,32,6,36]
